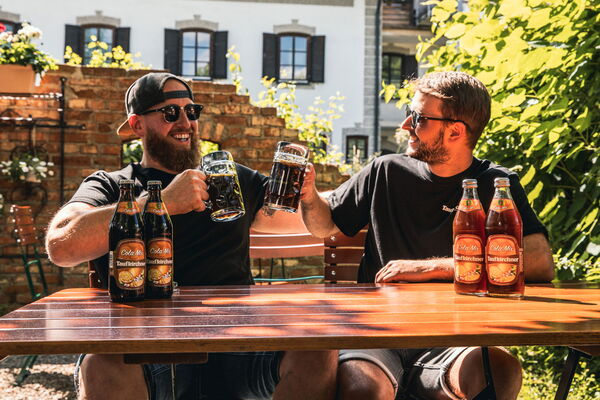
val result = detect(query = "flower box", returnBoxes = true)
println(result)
[0,64,35,93]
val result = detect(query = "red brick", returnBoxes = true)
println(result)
[230,95,250,104]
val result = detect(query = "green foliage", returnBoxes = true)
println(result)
[388,0,599,269]
[121,139,219,165]
[64,36,149,70]
[226,47,347,167]
[511,346,600,399]
[0,22,57,74]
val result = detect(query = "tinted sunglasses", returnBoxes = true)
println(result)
[140,104,204,123]
[408,108,470,131]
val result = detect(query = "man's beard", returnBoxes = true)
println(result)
[407,129,449,164]
[145,127,200,172]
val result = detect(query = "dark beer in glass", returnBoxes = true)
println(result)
[264,142,309,213]
[143,181,174,299]
[485,177,524,298]
[202,150,245,222]
[109,180,145,302]
[453,179,487,295]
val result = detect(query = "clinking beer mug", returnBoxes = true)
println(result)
[263,141,310,213]
[201,150,245,222]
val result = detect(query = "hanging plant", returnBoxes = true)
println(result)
[0,153,54,183]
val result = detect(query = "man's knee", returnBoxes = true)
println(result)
[79,354,147,400]
[448,347,522,400]
[337,360,395,400]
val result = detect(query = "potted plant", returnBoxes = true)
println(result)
[0,22,57,93]
[0,153,54,184]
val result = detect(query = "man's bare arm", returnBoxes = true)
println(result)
[299,165,340,238]
[523,233,555,282]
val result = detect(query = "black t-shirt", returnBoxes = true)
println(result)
[328,154,547,283]
[68,163,268,287]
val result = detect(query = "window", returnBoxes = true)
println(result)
[83,26,114,64]
[181,30,211,78]
[279,35,308,82]
[262,33,325,83]
[382,53,418,86]
[164,29,228,80]
[0,21,17,33]
[64,24,130,63]
[346,136,368,162]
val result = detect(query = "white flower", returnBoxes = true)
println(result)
[17,23,42,40]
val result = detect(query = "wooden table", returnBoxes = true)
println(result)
[1,283,599,357]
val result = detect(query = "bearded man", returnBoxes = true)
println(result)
[46,72,337,400]
[299,71,554,400]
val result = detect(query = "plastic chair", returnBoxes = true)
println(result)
[9,205,49,385]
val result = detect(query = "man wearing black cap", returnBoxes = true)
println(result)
[46,72,337,400]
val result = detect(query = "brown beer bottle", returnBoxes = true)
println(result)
[485,177,524,298]
[143,181,174,299]
[453,179,487,295]
[109,180,145,302]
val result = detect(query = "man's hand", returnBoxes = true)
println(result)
[162,169,210,215]
[300,163,319,205]
[375,258,454,283]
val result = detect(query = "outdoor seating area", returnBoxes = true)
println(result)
[1,0,598,399]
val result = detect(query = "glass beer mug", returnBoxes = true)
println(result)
[264,141,310,213]
[201,150,245,222]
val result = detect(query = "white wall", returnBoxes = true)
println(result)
[1,0,367,151]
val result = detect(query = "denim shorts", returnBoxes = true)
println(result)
[339,347,469,400]
[75,351,283,400]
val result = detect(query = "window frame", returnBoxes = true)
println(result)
[382,53,404,87]
[278,32,311,84]
[0,20,17,33]
[81,24,116,64]
[180,28,214,80]
[345,135,369,162]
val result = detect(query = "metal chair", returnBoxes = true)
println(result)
[9,204,49,385]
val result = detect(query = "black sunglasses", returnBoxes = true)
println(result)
[409,108,470,131]
[140,104,204,123]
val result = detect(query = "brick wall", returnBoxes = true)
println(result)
[0,65,347,306]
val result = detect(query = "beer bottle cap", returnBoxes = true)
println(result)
[494,177,510,187]
[147,180,163,188]
[462,179,478,188]
[118,179,135,185]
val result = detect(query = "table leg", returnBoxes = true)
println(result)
[473,346,497,400]
[171,364,176,400]
[554,347,591,400]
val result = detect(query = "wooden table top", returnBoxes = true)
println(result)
[0,283,599,356]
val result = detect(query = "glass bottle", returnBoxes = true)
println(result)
[485,177,524,298]
[109,179,145,302]
[453,179,487,295]
[143,180,174,299]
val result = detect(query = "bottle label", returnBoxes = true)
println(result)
[146,202,167,215]
[489,198,514,212]
[457,198,482,212]
[453,234,484,283]
[146,238,173,287]
[486,234,521,285]
[114,239,146,289]
[117,201,140,215]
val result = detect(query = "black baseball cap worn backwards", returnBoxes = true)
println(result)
[117,72,194,138]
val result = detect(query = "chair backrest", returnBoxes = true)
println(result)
[88,260,102,289]
[324,227,368,283]
[249,230,324,259]
[10,205,48,299]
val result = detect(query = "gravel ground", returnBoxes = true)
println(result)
[0,354,77,400]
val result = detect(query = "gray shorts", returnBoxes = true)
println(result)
[75,351,283,400]
[339,347,469,400]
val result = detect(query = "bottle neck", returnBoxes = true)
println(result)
[462,187,479,200]
[493,186,513,200]
[119,188,135,202]
[147,189,162,202]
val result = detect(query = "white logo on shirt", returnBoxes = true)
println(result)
[442,205,456,213]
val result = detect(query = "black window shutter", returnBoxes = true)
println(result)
[402,55,418,80]
[262,33,279,80]
[64,24,83,60]
[115,27,131,52]
[14,22,23,33]
[211,31,228,79]
[310,35,325,83]
[164,29,181,75]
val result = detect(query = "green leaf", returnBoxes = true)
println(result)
[527,8,552,29]
[539,194,560,218]
[521,165,536,187]
[527,181,544,203]
[580,208,599,231]
[503,92,527,108]
[445,24,467,39]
